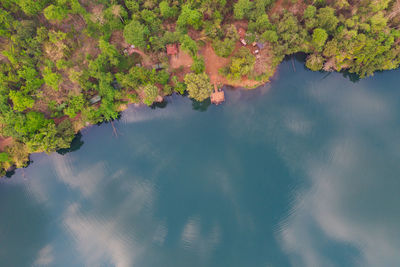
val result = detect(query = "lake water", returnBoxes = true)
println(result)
[1,59,400,267]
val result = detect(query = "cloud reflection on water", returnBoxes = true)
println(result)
[276,74,400,267]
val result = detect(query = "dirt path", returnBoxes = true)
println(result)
[201,42,230,85]
[128,48,153,67]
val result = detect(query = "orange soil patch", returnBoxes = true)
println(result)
[0,53,8,64]
[253,44,273,76]
[269,0,285,16]
[70,34,100,66]
[200,42,262,89]
[168,46,193,81]
[270,0,306,16]
[88,4,105,24]
[201,42,230,85]
[233,20,249,32]
[45,14,87,33]
[169,47,193,69]
[110,30,128,51]
[0,136,13,151]
[290,0,307,17]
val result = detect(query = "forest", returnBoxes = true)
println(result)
[0,0,400,175]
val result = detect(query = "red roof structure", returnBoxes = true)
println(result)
[166,43,178,55]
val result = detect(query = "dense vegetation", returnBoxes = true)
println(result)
[1,0,400,175]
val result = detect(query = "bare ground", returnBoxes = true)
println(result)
[200,42,262,89]
[0,137,13,152]
[110,30,129,51]
[169,47,193,69]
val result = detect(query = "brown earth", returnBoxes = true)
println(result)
[200,41,262,89]
[253,44,273,76]
[110,30,129,51]
[169,47,193,69]
[0,137,13,152]
[270,0,306,17]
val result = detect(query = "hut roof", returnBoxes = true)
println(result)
[166,44,178,55]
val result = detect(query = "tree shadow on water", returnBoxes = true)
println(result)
[341,70,360,83]
[57,132,84,155]
[191,98,211,112]
[151,100,168,109]
[285,53,362,83]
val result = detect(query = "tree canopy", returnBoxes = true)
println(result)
[184,73,213,102]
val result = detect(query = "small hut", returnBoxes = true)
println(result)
[166,43,178,58]
[256,42,265,50]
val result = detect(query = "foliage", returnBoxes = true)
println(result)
[43,4,68,21]
[180,35,198,57]
[1,0,400,175]
[234,0,254,19]
[9,91,34,112]
[177,5,203,30]
[0,152,10,163]
[212,25,238,57]
[316,7,339,34]
[191,56,205,74]
[143,84,158,106]
[212,38,236,57]
[223,48,256,80]
[43,67,62,91]
[123,20,149,48]
[184,73,213,102]
[159,1,178,19]
[64,95,86,118]
[312,28,328,51]
[306,54,324,71]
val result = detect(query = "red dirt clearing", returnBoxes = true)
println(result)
[169,46,193,69]
[200,42,261,88]
[0,137,13,151]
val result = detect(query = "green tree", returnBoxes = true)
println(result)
[312,28,328,51]
[184,73,213,102]
[212,38,236,57]
[15,0,47,15]
[303,5,316,19]
[225,48,256,80]
[177,4,202,30]
[191,56,205,74]
[0,8,12,37]
[180,34,198,57]
[234,0,254,19]
[43,4,68,21]
[9,91,34,112]
[159,1,177,19]
[316,7,339,34]
[0,152,10,163]
[248,14,272,34]
[123,20,149,48]
[143,84,158,106]
[306,54,324,71]
[43,67,61,91]
[64,95,86,118]
[261,30,278,43]
[25,111,47,135]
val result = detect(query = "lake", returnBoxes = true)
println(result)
[1,58,400,267]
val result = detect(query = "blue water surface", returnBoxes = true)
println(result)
[1,60,400,267]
